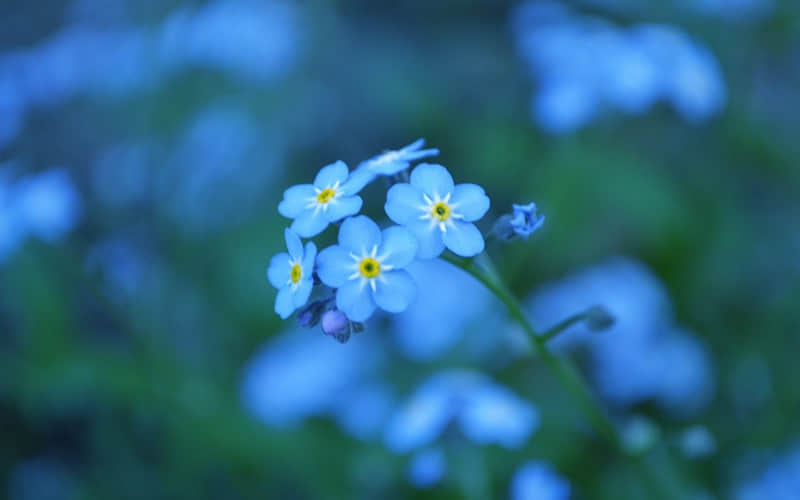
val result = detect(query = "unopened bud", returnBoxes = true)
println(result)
[492,203,545,241]
[321,309,351,343]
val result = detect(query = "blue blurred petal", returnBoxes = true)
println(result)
[338,215,382,254]
[267,252,291,288]
[374,270,416,313]
[410,164,454,198]
[451,184,490,222]
[275,286,294,319]
[442,221,484,257]
[336,279,376,322]
[459,385,539,448]
[284,228,303,260]
[323,195,362,222]
[408,448,446,489]
[385,183,425,225]
[379,226,418,269]
[314,160,349,189]
[290,212,328,238]
[278,184,315,218]
[316,245,353,288]
[511,461,571,500]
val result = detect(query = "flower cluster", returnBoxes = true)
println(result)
[267,139,543,335]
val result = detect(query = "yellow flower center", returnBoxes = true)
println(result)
[290,264,303,283]
[359,257,381,279]
[316,188,336,204]
[431,202,451,222]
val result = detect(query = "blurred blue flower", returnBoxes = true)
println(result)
[279,161,366,238]
[267,228,316,319]
[384,371,538,453]
[358,138,440,177]
[157,0,298,84]
[528,257,714,416]
[13,168,82,244]
[735,445,800,500]
[391,258,499,360]
[241,327,383,427]
[510,460,571,500]
[317,216,418,322]
[678,425,716,459]
[408,447,446,489]
[385,164,490,258]
[510,203,545,239]
[333,382,395,441]
[90,141,152,207]
[512,2,727,133]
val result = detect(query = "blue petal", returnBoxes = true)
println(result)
[314,160,349,189]
[278,184,315,218]
[316,245,353,288]
[291,212,329,238]
[341,167,373,195]
[374,270,416,313]
[323,195,362,222]
[442,221,484,257]
[385,183,424,225]
[293,280,313,308]
[284,228,303,260]
[450,184,490,222]
[267,253,291,288]
[410,164,454,198]
[403,148,439,162]
[378,226,418,269]
[302,241,317,275]
[275,286,295,319]
[401,138,425,152]
[338,215,382,254]
[336,280,376,322]
[408,219,446,259]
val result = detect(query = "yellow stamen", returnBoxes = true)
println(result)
[316,188,335,204]
[290,264,303,283]
[359,257,381,279]
[431,202,451,222]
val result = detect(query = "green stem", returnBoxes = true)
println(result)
[441,251,679,500]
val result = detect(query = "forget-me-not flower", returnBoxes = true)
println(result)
[510,461,571,500]
[510,203,546,239]
[278,160,367,238]
[317,215,418,322]
[385,164,490,258]
[267,228,316,319]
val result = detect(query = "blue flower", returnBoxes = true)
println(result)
[408,448,446,489]
[384,371,538,453]
[385,164,490,258]
[267,228,316,319]
[317,215,418,322]
[510,202,545,239]
[735,444,800,500]
[511,461,571,500]
[360,138,439,176]
[278,160,366,238]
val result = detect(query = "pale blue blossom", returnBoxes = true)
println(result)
[385,164,490,258]
[358,138,439,177]
[511,461,571,500]
[267,229,316,319]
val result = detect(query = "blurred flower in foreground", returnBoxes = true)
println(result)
[511,460,571,500]
[512,1,726,133]
[391,258,502,360]
[529,257,714,417]
[0,167,82,263]
[241,327,385,429]
[735,445,800,500]
[408,447,446,489]
[384,371,538,453]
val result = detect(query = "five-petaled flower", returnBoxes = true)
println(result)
[317,216,418,322]
[267,228,317,319]
[278,161,368,238]
[385,164,490,258]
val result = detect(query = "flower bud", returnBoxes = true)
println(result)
[296,299,330,328]
[321,309,351,343]
[584,305,615,332]
[492,203,545,241]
